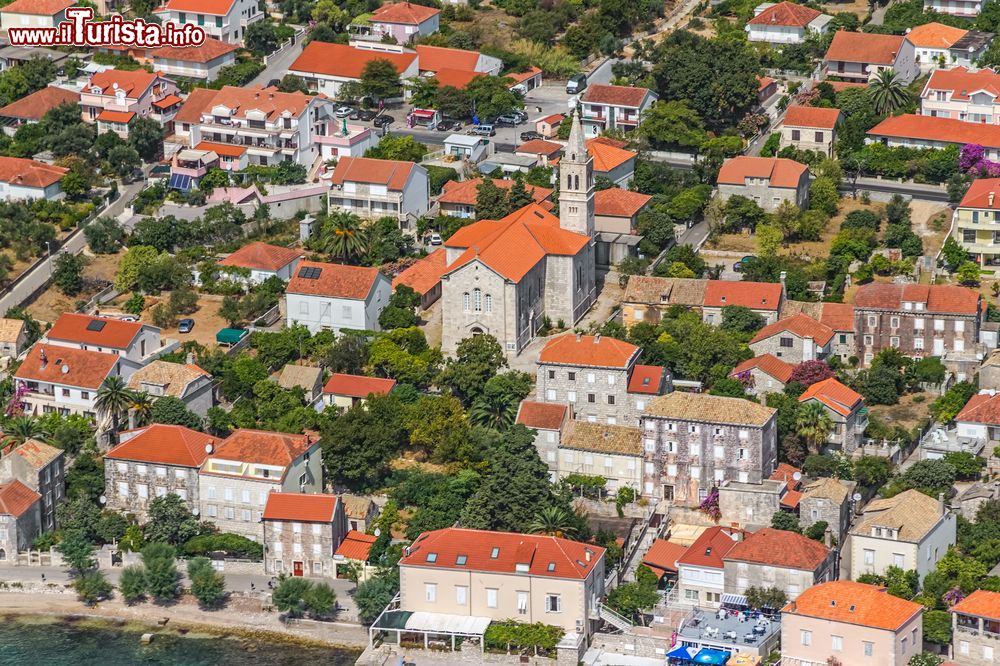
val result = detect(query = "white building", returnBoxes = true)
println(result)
[149,38,239,81]
[153,0,263,43]
[921,67,1000,123]
[924,0,982,18]
[0,156,66,202]
[215,241,303,285]
[0,0,72,33]
[288,42,419,98]
[285,260,392,334]
[14,344,124,421]
[44,313,172,374]
[745,1,832,45]
[578,84,658,138]
[824,31,919,84]
[328,156,430,233]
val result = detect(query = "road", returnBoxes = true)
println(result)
[250,30,306,88]
[841,176,950,203]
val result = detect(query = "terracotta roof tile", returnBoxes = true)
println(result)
[770,462,803,489]
[291,42,417,78]
[48,313,143,349]
[926,66,1000,101]
[323,373,396,398]
[905,21,968,48]
[400,527,604,580]
[174,87,221,124]
[645,392,777,426]
[868,113,1000,151]
[827,80,868,91]
[127,360,210,399]
[97,110,135,124]
[217,242,302,271]
[159,0,235,15]
[628,364,667,394]
[539,113,564,125]
[1,0,73,14]
[594,188,652,218]
[704,280,783,310]
[8,439,62,470]
[562,421,642,455]
[0,480,40,518]
[783,105,842,130]
[798,377,863,417]
[951,590,1000,621]
[331,156,416,191]
[586,139,637,172]
[151,36,239,63]
[643,538,688,572]
[87,69,159,97]
[960,178,1000,210]
[539,334,639,368]
[718,156,808,189]
[106,424,219,468]
[581,84,654,107]
[429,67,484,90]
[725,527,830,569]
[286,260,382,299]
[199,85,314,122]
[956,392,1000,425]
[751,313,834,346]
[393,248,447,296]
[209,429,313,468]
[516,400,569,430]
[826,31,908,65]
[507,67,542,85]
[194,141,246,158]
[748,1,822,27]
[152,94,182,110]
[263,492,340,522]
[414,45,480,73]
[438,178,552,207]
[0,87,79,121]
[623,276,707,306]
[732,354,795,383]
[516,139,563,156]
[854,282,980,314]
[15,343,119,390]
[781,489,803,508]
[676,526,746,569]
[0,157,66,189]
[820,302,855,331]
[335,530,378,560]
[783,581,923,631]
[371,1,440,24]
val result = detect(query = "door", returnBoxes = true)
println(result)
[293,561,304,577]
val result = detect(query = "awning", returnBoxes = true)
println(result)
[694,649,732,665]
[721,594,748,608]
[168,173,192,191]
[409,109,436,118]
[404,612,491,636]
[667,646,699,660]
[216,328,247,345]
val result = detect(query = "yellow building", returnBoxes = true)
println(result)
[955,178,1000,270]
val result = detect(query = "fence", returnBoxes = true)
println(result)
[263,27,305,66]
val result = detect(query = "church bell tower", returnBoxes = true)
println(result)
[558,111,595,237]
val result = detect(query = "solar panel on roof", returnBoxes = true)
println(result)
[298,266,322,279]
[86,320,107,332]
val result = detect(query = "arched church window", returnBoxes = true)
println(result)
[463,292,470,311]
[474,288,482,312]
[485,294,493,313]
[574,175,580,190]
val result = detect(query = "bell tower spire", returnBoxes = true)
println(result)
[558,111,594,236]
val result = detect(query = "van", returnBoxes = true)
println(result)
[566,73,587,95]
[471,124,496,137]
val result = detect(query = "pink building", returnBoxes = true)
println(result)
[781,581,924,666]
[80,69,179,138]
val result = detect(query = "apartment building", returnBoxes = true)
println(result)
[639,392,778,504]
[396,528,606,640]
[798,377,868,453]
[954,178,1000,269]
[951,590,1000,666]
[153,0,263,43]
[675,525,745,608]
[0,480,41,560]
[0,156,67,202]
[717,156,810,212]
[781,106,842,158]
[288,42,419,98]
[285,260,391,334]
[0,439,63,533]
[328,156,430,230]
[823,31,918,83]
[262,493,349,577]
[723,528,836,602]
[578,84,657,138]
[745,1,832,44]
[80,69,180,138]
[781,581,924,666]
[45,313,170,374]
[198,429,322,540]
[104,424,220,520]
[749,313,834,364]
[849,489,956,580]
[921,67,1000,123]
[14,344,124,421]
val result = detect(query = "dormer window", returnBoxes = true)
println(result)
[426,552,438,563]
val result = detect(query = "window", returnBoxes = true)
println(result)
[868,316,877,327]
[517,591,529,614]
[791,129,800,140]
[485,294,493,313]
[893,552,905,567]
[117,482,129,496]
[984,646,994,661]
[546,389,556,400]
[81,391,89,400]
[137,484,148,499]
[486,588,498,608]
[567,391,576,402]
[463,293,470,311]
[312,524,321,536]
[242,490,251,504]
[831,635,842,652]
[607,395,615,405]
[901,637,908,653]
[863,641,874,657]
[684,589,699,601]
[242,509,251,521]
[779,337,794,348]
[587,373,595,383]
[607,375,616,386]
[800,630,812,646]
[136,464,147,476]
[960,641,969,655]
[456,585,468,605]
[425,583,437,603]
[935,319,945,331]
[568,372,576,381]
[864,335,873,345]
[915,338,924,351]
[956,320,965,333]
[224,487,234,501]
[890,336,899,348]
[548,370,555,379]
[588,393,596,403]
[545,594,561,612]
[864,549,875,565]
[890,316,900,328]
[299,301,309,315]
[814,131,823,142]
[473,288,482,312]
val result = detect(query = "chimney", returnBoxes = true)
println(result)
[594,334,601,344]
[991,192,996,207]
[576,333,582,342]
[938,492,946,516]
[824,527,833,549]
[39,348,47,369]
[186,352,196,365]
[585,549,593,562]
[779,270,787,299]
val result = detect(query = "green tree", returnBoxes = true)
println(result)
[796,401,834,455]
[141,542,179,601]
[320,394,408,492]
[527,506,578,539]
[303,581,337,618]
[188,556,227,608]
[605,567,660,620]
[96,376,134,435]
[119,564,147,603]
[58,529,96,574]
[944,451,986,480]
[755,222,783,257]
[128,116,164,161]
[465,74,521,119]
[273,575,312,618]
[360,58,402,102]
[52,253,86,296]
[475,177,511,220]
[771,510,801,532]
[635,100,707,150]
[809,176,839,216]
[923,609,953,645]
[150,395,202,429]
[957,261,982,285]
[245,20,279,56]
[437,334,507,405]
[115,245,159,291]
[869,69,912,116]
[144,493,200,546]
[107,144,141,179]
[84,216,125,254]
[74,570,112,605]
[720,305,765,335]
[353,568,400,624]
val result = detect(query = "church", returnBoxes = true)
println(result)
[440,112,598,356]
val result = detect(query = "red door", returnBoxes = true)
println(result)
[293,561,304,577]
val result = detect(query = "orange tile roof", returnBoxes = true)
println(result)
[628,364,667,394]
[8,439,62,469]
[781,489,803,509]
[951,590,1000,620]
[160,0,236,15]
[676,526,745,569]
[0,480,40,518]
[152,94,182,110]
[438,178,552,207]
[732,354,795,384]
[507,67,542,85]
[926,66,1000,100]
[770,462,803,489]
[854,282,980,314]
[331,156,416,191]
[725,527,830,570]
[906,21,968,48]
[516,139,563,156]
[392,248,446,296]
[783,105,842,130]
[751,313,834,346]
[539,113,564,125]
[87,69,159,97]
[194,141,247,158]
[586,139,637,172]
[414,45,481,73]
[758,75,776,92]
[151,36,238,63]
[1,0,73,14]
[371,1,439,24]
[286,260,382,299]
[703,280,783,310]
[784,581,923,631]
[0,157,67,189]
[718,156,808,189]
[820,302,855,331]
[106,424,219,468]
[798,377,864,417]
[956,392,1000,425]
[174,87,218,124]
[201,85,313,122]
[539,333,639,368]
[516,400,569,430]
[210,429,312,468]
[643,538,688,572]
[581,84,653,107]
[748,1,821,26]
[335,530,378,561]
[291,42,417,78]
[217,242,302,271]
[594,187,652,218]
[827,80,868,91]
[263,492,340,522]
[0,86,79,121]
[868,113,1000,150]
[429,68,483,90]
[444,204,590,282]
[323,373,396,398]
[96,110,135,124]
[48,313,143,349]
[15,344,119,390]
[960,178,1000,210]
[400,527,605,580]
[826,30,908,65]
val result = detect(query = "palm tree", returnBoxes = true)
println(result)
[868,70,911,116]
[528,507,577,539]
[128,391,153,429]
[796,401,834,455]
[469,393,517,430]
[96,376,134,439]
[323,213,365,262]
[3,415,48,444]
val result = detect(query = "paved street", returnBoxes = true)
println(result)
[250,30,306,87]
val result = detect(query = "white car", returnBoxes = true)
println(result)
[429,233,443,246]
[335,106,354,118]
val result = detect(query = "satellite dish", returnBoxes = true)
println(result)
[60,364,69,374]
[373,527,381,537]
[792,472,802,481]
[98,495,106,505]
[852,493,862,502]
[204,443,214,454]
[192,507,200,517]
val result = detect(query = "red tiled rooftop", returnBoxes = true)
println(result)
[1,0,73,15]
[951,590,1000,621]
[783,105,842,130]
[516,401,569,430]
[581,84,653,108]
[594,188,652,218]
[725,527,829,570]
[771,462,803,489]
[291,42,417,79]
[516,139,563,156]
[642,538,688,573]
[371,1,440,24]
[751,313,834,346]
[438,178,552,207]
[854,282,980,314]
[48,313,142,349]
[323,373,396,398]
[0,480,40,518]
[331,156,416,190]
[0,86,78,121]
[925,66,1000,100]
[704,280,783,310]
[151,36,238,63]
[160,0,236,14]
[732,354,795,384]
[335,530,378,561]
[820,302,855,331]
[392,248,447,296]
[414,45,480,73]
[784,581,923,631]
[677,527,746,569]
[627,365,667,394]
[960,178,1000,210]
[286,260,382,299]
[209,429,312,468]
[263,492,340,522]
[868,113,1000,151]
[798,377,864,417]
[0,156,67,189]
[956,392,1000,425]
[718,156,808,189]
[748,1,821,27]
[906,22,968,48]
[14,343,119,390]
[539,334,639,369]
[217,242,302,271]
[106,424,220,468]
[826,31,908,65]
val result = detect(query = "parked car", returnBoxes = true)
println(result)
[496,114,522,127]
[267,78,280,88]
[373,115,394,128]
[429,233,443,245]
[519,130,542,142]
[470,124,496,137]
[513,109,528,122]
[335,106,354,118]
[178,319,195,333]
[356,109,377,122]
[566,73,587,95]
[436,120,462,131]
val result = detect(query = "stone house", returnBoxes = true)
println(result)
[800,476,856,545]
[198,429,323,540]
[951,589,1000,666]
[0,317,26,359]
[536,334,670,427]
[718,478,787,530]
[640,392,778,505]
[621,276,708,327]
[127,360,214,417]
[781,300,857,362]
[781,106,842,158]
[322,373,396,412]
[716,156,810,213]
[341,494,379,533]
[731,354,795,400]
[0,480,41,561]
[277,365,324,405]
[285,260,392,335]
[781,581,924,666]
[516,400,571,474]
[749,313,835,364]
[854,282,982,377]
[0,439,64,533]
[849,489,956,580]
[980,351,1000,391]
[551,420,643,494]
[823,31,919,83]
[104,424,220,521]
[797,378,868,453]
[702,280,785,326]
[676,526,746,608]
[955,481,1000,521]
[262,492,349,577]
[723,527,836,602]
